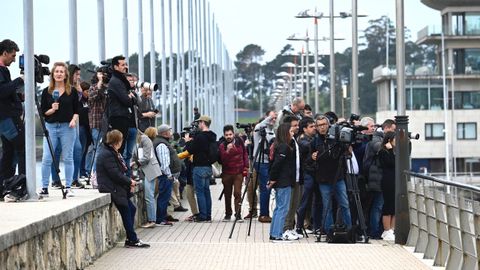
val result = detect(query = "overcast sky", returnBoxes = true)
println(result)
[1,0,440,77]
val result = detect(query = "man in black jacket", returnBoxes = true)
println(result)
[0,39,25,188]
[184,115,217,222]
[107,55,137,153]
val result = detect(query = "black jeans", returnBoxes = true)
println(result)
[296,172,321,230]
[0,116,25,185]
[108,116,130,154]
[115,199,138,242]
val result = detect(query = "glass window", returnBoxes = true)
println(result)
[457,123,477,140]
[454,91,480,109]
[464,49,480,74]
[412,88,428,110]
[425,123,444,140]
[430,88,444,110]
[452,13,465,35]
[465,13,480,35]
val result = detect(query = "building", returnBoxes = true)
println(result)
[372,0,480,176]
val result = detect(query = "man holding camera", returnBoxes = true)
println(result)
[137,86,157,132]
[246,111,276,222]
[0,39,25,188]
[311,113,352,237]
[107,55,136,154]
[184,115,217,222]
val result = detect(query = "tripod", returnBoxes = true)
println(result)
[34,90,67,199]
[228,129,267,238]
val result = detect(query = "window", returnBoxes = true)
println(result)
[454,91,480,109]
[425,123,444,140]
[412,88,428,110]
[465,13,480,35]
[457,122,477,140]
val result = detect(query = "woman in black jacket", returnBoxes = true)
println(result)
[268,123,296,242]
[378,131,396,241]
[97,130,149,248]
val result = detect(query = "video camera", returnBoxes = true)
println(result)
[19,54,50,84]
[183,121,200,137]
[236,123,255,134]
[327,114,369,145]
[135,81,159,91]
[97,60,113,84]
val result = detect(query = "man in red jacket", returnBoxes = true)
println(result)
[219,125,249,222]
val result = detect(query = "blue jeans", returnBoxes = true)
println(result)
[319,180,352,233]
[85,128,100,173]
[42,122,76,188]
[156,175,173,223]
[369,191,384,238]
[123,127,137,177]
[254,162,271,217]
[144,177,158,222]
[193,166,213,219]
[78,126,89,177]
[270,186,292,238]
[51,142,62,182]
[115,200,138,242]
[296,173,320,230]
[73,126,82,180]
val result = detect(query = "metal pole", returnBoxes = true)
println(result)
[314,17,320,113]
[149,0,156,84]
[386,16,389,67]
[207,2,213,121]
[441,33,450,181]
[168,0,174,129]
[69,0,78,64]
[351,0,359,114]
[138,0,144,81]
[394,0,410,245]
[161,0,167,124]
[24,0,37,200]
[329,0,336,112]
[203,0,209,117]
[180,0,187,130]
[194,0,200,109]
[176,0,182,131]
[188,0,194,123]
[97,0,106,62]
[306,38,310,106]
[300,49,304,99]
[122,0,129,65]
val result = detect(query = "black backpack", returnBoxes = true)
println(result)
[2,174,27,200]
[207,141,220,164]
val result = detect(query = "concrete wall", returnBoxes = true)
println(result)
[0,189,146,270]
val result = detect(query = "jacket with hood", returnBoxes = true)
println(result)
[218,135,249,175]
[184,130,217,167]
[0,66,23,118]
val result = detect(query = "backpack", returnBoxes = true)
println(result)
[207,141,220,164]
[2,174,28,202]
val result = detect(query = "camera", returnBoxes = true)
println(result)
[327,121,368,145]
[135,81,159,91]
[183,121,199,137]
[19,54,50,84]
[97,60,113,84]
[236,123,255,134]
[408,132,420,140]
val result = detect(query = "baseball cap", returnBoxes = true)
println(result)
[157,124,172,134]
[195,115,211,124]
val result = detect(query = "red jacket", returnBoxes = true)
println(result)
[218,136,249,175]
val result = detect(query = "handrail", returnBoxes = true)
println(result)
[405,171,480,193]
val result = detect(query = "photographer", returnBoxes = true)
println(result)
[0,39,25,186]
[311,113,352,237]
[184,115,217,222]
[137,86,157,132]
[246,111,276,221]
[276,97,305,127]
[107,55,136,154]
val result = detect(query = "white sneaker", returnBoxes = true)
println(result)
[282,230,299,240]
[383,230,395,241]
[381,230,388,239]
[291,229,304,239]
[66,189,75,197]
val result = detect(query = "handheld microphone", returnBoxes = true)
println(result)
[52,89,60,102]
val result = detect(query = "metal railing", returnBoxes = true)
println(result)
[405,171,480,270]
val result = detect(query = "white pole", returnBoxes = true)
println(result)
[305,36,310,106]
[207,2,213,119]
[69,0,78,64]
[149,0,156,84]
[441,33,450,181]
[351,0,359,114]
[386,16,389,67]
[97,0,106,62]
[180,0,186,129]
[168,0,174,129]
[161,0,167,124]
[300,49,304,99]
[138,0,144,81]
[329,0,336,111]
[314,18,320,113]
[188,0,194,123]
[194,0,200,109]
[24,0,37,199]
[122,0,129,65]
[176,0,182,131]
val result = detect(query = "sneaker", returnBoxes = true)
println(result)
[244,212,258,219]
[39,188,49,197]
[71,180,85,189]
[156,221,174,226]
[165,215,179,222]
[270,235,292,243]
[305,228,314,234]
[289,229,304,239]
[174,206,189,212]
[295,228,305,237]
[185,214,198,222]
[383,230,395,241]
[258,216,272,223]
[4,194,18,202]
[282,230,299,240]
[193,216,209,223]
[125,239,150,248]
[66,188,75,197]
[51,182,62,189]
[381,230,389,239]
[235,214,244,223]
[141,222,156,228]
[222,215,232,222]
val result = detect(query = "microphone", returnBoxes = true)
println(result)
[52,89,60,102]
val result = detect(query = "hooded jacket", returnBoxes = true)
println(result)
[218,135,248,175]
[0,66,23,118]
[184,130,217,167]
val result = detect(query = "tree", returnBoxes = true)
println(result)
[234,44,265,110]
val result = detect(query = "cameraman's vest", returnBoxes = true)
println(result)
[153,136,182,174]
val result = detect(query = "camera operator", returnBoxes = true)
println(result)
[137,86,157,132]
[362,118,396,239]
[123,73,139,177]
[107,55,137,154]
[276,97,305,127]
[0,39,25,187]
[184,115,217,222]
[311,113,352,237]
[245,110,276,221]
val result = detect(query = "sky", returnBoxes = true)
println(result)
[1,0,440,78]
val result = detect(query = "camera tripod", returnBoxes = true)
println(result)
[228,128,267,238]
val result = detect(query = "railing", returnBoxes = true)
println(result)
[406,171,480,270]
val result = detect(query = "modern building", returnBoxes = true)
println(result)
[372,0,480,177]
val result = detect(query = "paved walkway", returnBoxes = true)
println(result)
[87,181,433,270]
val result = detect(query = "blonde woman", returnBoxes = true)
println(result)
[39,62,79,197]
